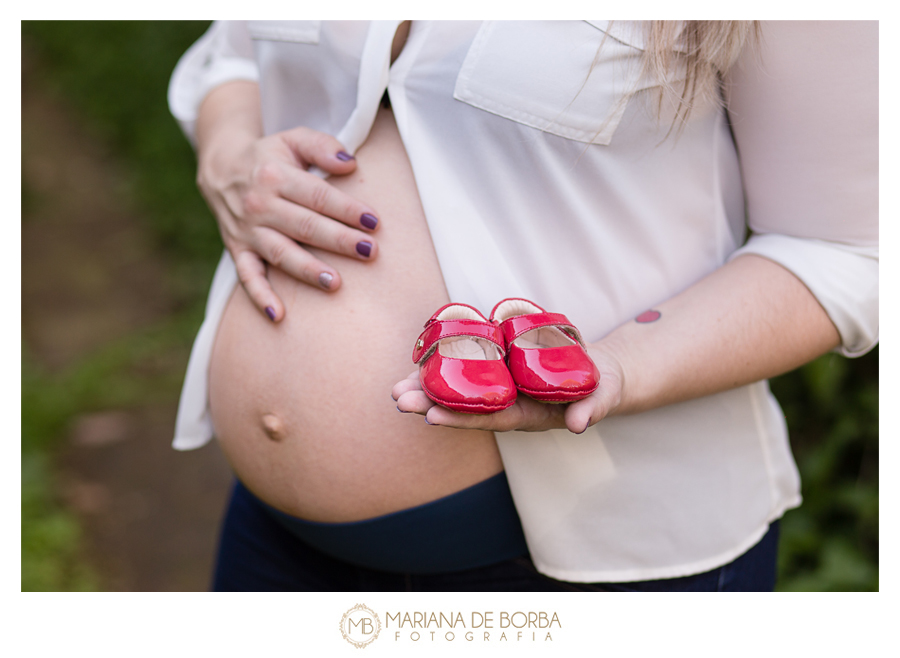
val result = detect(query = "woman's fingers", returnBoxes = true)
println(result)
[267,198,378,262]
[278,167,381,234]
[393,372,439,414]
[243,152,381,262]
[395,390,436,415]
[562,350,625,433]
[403,395,563,433]
[233,250,285,322]
[231,224,348,321]
[392,368,576,432]
[279,126,360,176]
[426,398,548,432]
[391,371,423,401]
[563,397,596,435]
[395,381,614,434]
[253,227,343,293]
[564,382,617,434]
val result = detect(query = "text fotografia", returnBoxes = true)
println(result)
[386,611,561,642]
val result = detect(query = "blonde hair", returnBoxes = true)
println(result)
[640,20,760,132]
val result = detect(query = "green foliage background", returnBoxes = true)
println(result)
[21,21,878,591]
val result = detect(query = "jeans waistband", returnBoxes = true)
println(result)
[251,471,528,574]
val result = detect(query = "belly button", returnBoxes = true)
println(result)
[261,413,285,441]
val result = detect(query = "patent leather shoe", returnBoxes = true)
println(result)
[490,298,600,402]
[413,303,517,414]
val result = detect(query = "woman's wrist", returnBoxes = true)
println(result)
[196,128,257,188]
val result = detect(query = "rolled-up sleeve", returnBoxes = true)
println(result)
[167,21,259,146]
[725,21,878,357]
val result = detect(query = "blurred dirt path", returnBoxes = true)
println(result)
[22,61,233,591]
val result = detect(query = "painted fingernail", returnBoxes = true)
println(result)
[318,272,333,290]
[425,417,438,426]
[336,151,355,162]
[397,406,410,413]
[265,306,276,321]
[356,241,373,258]
[360,213,379,230]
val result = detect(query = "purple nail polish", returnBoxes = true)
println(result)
[425,417,437,426]
[356,241,373,258]
[360,213,379,230]
[318,272,333,289]
[336,151,355,162]
[265,306,276,321]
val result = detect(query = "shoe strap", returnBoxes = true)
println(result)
[413,319,506,364]
[500,312,585,347]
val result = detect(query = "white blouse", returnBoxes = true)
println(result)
[168,21,878,582]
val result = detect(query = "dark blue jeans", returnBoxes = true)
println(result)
[212,480,780,592]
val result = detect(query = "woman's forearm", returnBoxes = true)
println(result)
[195,80,263,166]
[602,254,842,416]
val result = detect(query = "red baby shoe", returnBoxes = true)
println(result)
[490,298,600,403]
[413,303,517,414]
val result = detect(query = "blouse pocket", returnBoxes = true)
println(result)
[246,20,321,44]
[453,21,653,145]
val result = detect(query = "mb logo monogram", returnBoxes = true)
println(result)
[340,604,382,648]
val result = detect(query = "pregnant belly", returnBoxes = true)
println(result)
[208,108,503,522]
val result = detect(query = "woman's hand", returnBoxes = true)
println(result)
[391,344,626,434]
[196,81,381,322]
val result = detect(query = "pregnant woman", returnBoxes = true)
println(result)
[169,21,878,591]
